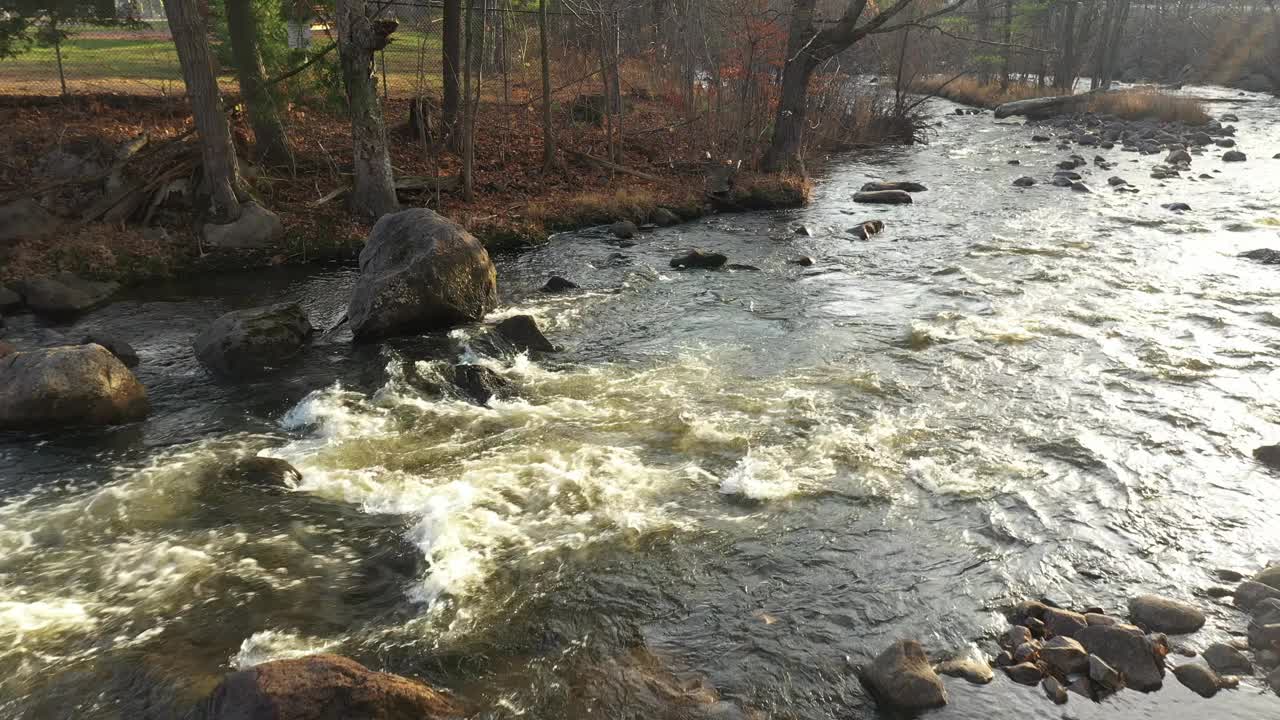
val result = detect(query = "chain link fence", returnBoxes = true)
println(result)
[0,2,622,99]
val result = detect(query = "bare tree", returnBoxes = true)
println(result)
[443,0,463,141]
[334,0,399,219]
[162,0,242,221]
[539,0,556,173]
[763,0,967,172]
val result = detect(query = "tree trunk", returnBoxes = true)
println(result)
[225,0,291,165]
[538,0,555,173]
[443,0,463,141]
[162,0,242,222]
[1055,0,1077,90]
[1000,0,1013,90]
[334,0,399,219]
[762,0,820,173]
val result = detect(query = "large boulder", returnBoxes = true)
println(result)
[0,344,150,429]
[194,303,314,378]
[12,273,119,316]
[1128,594,1205,634]
[196,654,460,720]
[347,209,498,341]
[0,198,60,246]
[859,640,948,712]
[202,202,284,250]
[1076,624,1165,691]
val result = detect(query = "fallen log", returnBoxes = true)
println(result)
[993,92,1096,119]
[563,149,667,183]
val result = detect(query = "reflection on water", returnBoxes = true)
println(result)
[3,86,1280,718]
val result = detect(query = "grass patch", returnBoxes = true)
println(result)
[1086,89,1210,124]
[911,76,1062,109]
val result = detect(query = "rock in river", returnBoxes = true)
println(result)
[194,303,314,378]
[1173,662,1225,698]
[1003,662,1043,685]
[494,314,556,353]
[610,220,638,239]
[1163,202,1192,212]
[541,275,579,293]
[1129,594,1206,634]
[1237,580,1280,611]
[1041,636,1089,675]
[1042,676,1068,704]
[671,250,728,269]
[651,207,681,227]
[1077,623,1165,691]
[196,653,460,720]
[1043,607,1088,638]
[12,273,119,316]
[0,344,150,429]
[1013,176,1036,187]
[347,208,498,341]
[859,640,948,713]
[80,332,139,367]
[1088,654,1124,691]
[935,656,993,684]
[1203,642,1252,675]
[853,190,913,204]
[860,181,927,193]
[1241,249,1280,266]
[849,220,885,240]
[1223,150,1247,162]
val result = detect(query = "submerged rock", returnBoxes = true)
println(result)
[1203,642,1252,675]
[227,456,302,488]
[860,640,948,712]
[0,344,150,429]
[1042,676,1068,704]
[1240,249,1280,265]
[1003,662,1043,685]
[1129,594,1205,634]
[852,190,913,204]
[80,332,139,367]
[1223,150,1247,162]
[494,315,556,353]
[849,220,885,240]
[12,273,119,316]
[449,364,511,405]
[347,208,498,341]
[1173,662,1224,698]
[194,303,313,378]
[1077,623,1165,691]
[860,181,927,193]
[196,654,460,720]
[1237,580,1280,610]
[541,276,579,293]
[1162,202,1191,212]
[1013,176,1036,187]
[651,207,681,227]
[670,250,728,269]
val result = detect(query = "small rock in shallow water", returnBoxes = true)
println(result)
[1254,444,1280,468]
[1078,624,1164,691]
[1013,176,1036,187]
[853,190,913,204]
[860,640,948,712]
[651,207,681,226]
[542,276,579,293]
[860,181,927,192]
[794,225,816,237]
[495,315,556,353]
[789,256,814,267]
[1236,581,1280,611]
[1042,676,1068,704]
[726,264,760,272]
[610,220,638,239]
[1001,625,1033,650]
[1240,250,1280,266]
[1043,607,1088,638]
[80,332,139,367]
[1223,150,1247,162]
[1162,202,1191,212]
[849,220,884,240]
[934,657,993,684]
[1203,643,1252,675]
[1007,159,1021,165]
[1032,134,1051,142]
[1206,586,1234,598]
[1217,569,1246,582]
[1003,662,1043,685]
[1089,654,1124,691]
[1052,176,1074,187]
[1108,176,1128,186]
[1173,662,1223,698]
[1013,642,1040,664]
[671,250,728,269]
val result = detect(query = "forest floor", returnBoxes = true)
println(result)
[0,91,809,285]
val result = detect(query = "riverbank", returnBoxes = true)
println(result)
[0,94,811,286]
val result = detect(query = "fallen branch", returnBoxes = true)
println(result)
[563,149,667,183]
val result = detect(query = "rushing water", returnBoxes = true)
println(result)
[4,88,1280,719]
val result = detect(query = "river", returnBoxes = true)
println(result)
[3,86,1280,719]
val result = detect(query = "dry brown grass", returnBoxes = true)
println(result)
[911,76,1062,108]
[1086,88,1210,124]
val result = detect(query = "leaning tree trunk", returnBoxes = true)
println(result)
[334,0,399,219]
[762,54,816,173]
[162,0,242,222]
[443,0,463,144]
[225,0,291,164]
